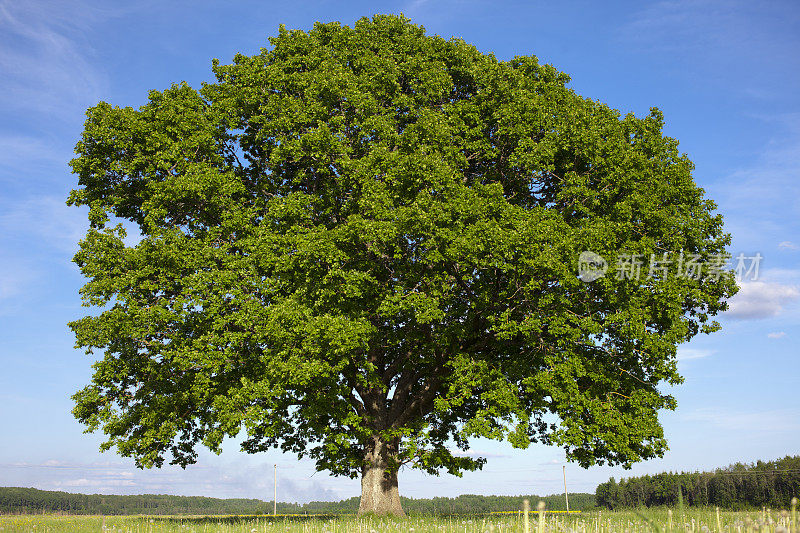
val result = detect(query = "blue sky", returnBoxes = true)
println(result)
[1,0,799,503]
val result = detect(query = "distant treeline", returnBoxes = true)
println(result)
[0,487,285,515]
[0,487,594,516]
[596,456,800,510]
[303,493,596,514]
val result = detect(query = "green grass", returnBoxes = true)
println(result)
[0,508,795,532]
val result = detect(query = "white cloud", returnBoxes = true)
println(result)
[778,241,799,250]
[726,280,800,319]
[676,348,714,361]
[767,331,786,339]
[762,268,800,283]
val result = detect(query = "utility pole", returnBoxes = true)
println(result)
[563,465,569,513]
[273,464,277,517]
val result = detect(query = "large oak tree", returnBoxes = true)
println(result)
[69,15,736,515]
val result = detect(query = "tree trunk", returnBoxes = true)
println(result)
[358,435,405,516]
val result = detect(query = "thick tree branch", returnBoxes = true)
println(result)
[390,377,441,428]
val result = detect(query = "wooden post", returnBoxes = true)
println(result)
[523,499,530,533]
[537,500,546,533]
[563,465,569,513]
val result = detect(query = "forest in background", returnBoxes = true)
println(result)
[595,455,800,509]
[0,487,592,515]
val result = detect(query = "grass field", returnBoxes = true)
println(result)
[0,507,797,533]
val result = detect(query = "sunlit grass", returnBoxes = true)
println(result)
[0,506,797,532]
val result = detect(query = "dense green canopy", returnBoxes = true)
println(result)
[68,15,736,513]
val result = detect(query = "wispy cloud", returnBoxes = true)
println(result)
[405,0,434,11]
[622,1,800,77]
[0,135,72,173]
[683,407,800,431]
[0,1,109,119]
[0,459,346,502]
[0,259,36,301]
[623,0,744,51]
[767,331,786,339]
[0,196,88,309]
[676,348,714,361]
[0,196,87,256]
[710,113,800,251]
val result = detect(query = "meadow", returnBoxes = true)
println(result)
[0,506,797,533]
